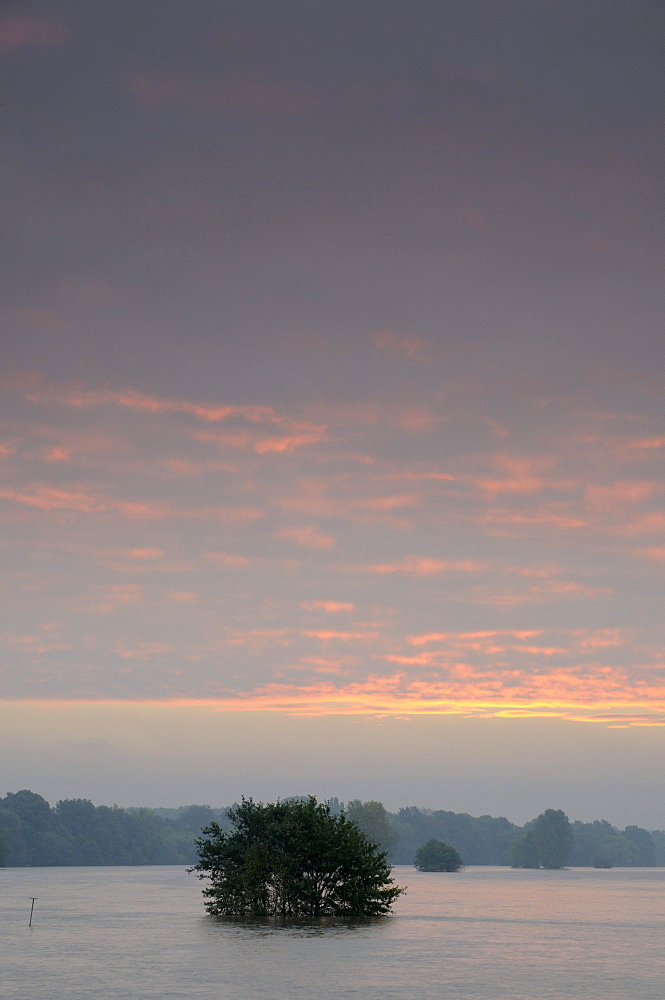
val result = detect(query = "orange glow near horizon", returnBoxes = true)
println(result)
[3,686,665,726]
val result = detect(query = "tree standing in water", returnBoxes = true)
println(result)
[414,838,463,872]
[191,796,404,917]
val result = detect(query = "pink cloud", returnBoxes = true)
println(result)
[394,470,460,485]
[632,546,665,561]
[498,565,614,600]
[193,424,329,453]
[117,641,174,660]
[353,493,420,512]
[280,481,421,530]
[391,408,444,431]
[531,580,613,597]
[21,424,127,466]
[476,474,545,496]
[0,17,69,52]
[0,482,263,525]
[302,630,379,642]
[191,429,257,450]
[626,435,665,450]
[13,376,330,455]
[354,556,486,576]
[574,630,626,650]
[227,628,294,649]
[303,397,443,433]
[43,447,72,463]
[93,584,144,613]
[254,430,328,453]
[0,631,72,655]
[586,481,659,511]
[276,525,335,550]
[383,651,440,667]
[277,479,340,519]
[474,455,560,497]
[408,630,542,646]
[204,552,250,567]
[619,511,665,536]
[470,576,613,607]
[300,601,355,613]
[11,374,263,423]
[300,657,354,676]
[395,628,637,674]
[0,484,106,513]
[515,646,568,656]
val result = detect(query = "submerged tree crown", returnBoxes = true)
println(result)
[414,838,463,872]
[191,796,404,918]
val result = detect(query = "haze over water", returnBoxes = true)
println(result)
[3,866,663,1000]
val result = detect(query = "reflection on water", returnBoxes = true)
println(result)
[2,865,663,999]
[202,912,390,937]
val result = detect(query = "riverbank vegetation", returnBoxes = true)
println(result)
[1,789,662,869]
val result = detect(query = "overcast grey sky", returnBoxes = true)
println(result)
[1,0,663,826]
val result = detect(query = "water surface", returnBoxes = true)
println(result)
[2,865,663,999]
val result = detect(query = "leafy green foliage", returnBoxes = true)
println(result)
[1,789,661,871]
[345,799,396,854]
[570,819,657,867]
[532,809,573,868]
[414,838,463,872]
[0,824,8,867]
[393,806,517,865]
[191,796,404,918]
[510,809,572,869]
[1,791,60,865]
[648,829,665,866]
[0,790,213,866]
[509,831,540,868]
[624,825,657,866]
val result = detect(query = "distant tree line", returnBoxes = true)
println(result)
[0,790,226,867]
[388,804,517,865]
[509,809,573,868]
[0,789,662,869]
[570,819,657,867]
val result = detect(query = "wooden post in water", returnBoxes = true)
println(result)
[29,897,38,927]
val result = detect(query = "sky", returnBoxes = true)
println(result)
[1,0,664,829]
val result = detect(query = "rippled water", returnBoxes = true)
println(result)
[2,865,663,999]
